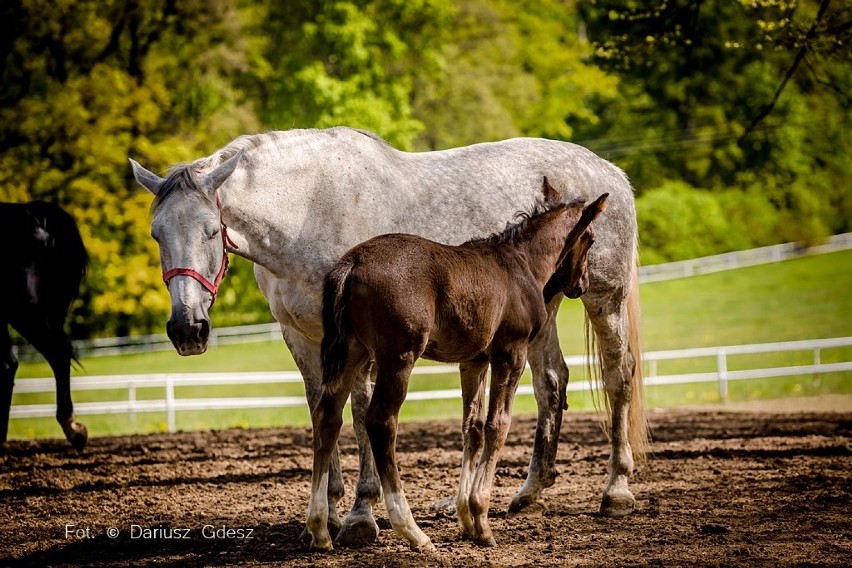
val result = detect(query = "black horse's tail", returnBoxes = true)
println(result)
[321,258,355,392]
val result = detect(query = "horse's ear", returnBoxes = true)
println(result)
[201,151,243,195]
[541,176,561,202]
[129,159,165,196]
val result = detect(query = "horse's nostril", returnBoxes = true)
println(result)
[198,319,210,342]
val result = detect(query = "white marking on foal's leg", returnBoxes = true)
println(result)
[307,471,333,550]
[456,454,477,537]
[384,491,435,551]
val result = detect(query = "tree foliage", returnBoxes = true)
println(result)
[0,0,847,337]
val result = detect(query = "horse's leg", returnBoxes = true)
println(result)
[282,328,347,535]
[306,345,368,551]
[367,351,434,551]
[0,323,18,449]
[509,303,567,515]
[10,314,87,450]
[334,361,382,547]
[584,292,638,517]
[469,344,527,546]
[456,358,489,539]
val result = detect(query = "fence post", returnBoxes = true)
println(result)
[717,349,728,403]
[129,381,137,427]
[648,358,658,379]
[813,347,821,386]
[165,374,176,433]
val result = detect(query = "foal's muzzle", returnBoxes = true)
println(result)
[166,318,211,356]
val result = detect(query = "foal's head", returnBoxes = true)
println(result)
[548,192,609,300]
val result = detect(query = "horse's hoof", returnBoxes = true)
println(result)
[599,491,635,517]
[333,515,379,548]
[507,494,547,517]
[309,539,334,552]
[299,526,312,545]
[475,535,497,547]
[432,495,456,514]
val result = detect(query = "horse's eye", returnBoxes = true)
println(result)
[204,225,221,241]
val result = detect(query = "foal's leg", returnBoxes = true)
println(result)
[0,323,18,448]
[11,314,87,450]
[583,293,637,516]
[306,345,369,551]
[283,328,348,535]
[335,362,382,547]
[509,305,568,515]
[469,344,527,546]
[456,359,489,538]
[367,351,434,551]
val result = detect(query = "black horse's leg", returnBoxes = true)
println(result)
[0,322,18,448]
[10,313,87,451]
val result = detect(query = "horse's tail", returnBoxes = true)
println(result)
[321,257,355,393]
[585,242,650,461]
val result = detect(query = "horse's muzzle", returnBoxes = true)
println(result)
[166,318,210,356]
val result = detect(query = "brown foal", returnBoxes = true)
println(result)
[307,180,608,551]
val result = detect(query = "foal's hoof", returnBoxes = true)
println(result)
[599,491,635,517]
[411,539,436,552]
[475,536,497,547]
[507,494,547,517]
[68,424,88,452]
[333,515,379,548]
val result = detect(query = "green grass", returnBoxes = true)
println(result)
[9,249,852,440]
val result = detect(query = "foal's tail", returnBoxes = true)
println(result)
[321,258,355,392]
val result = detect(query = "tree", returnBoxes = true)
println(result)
[0,0,265,336]
[577,0,851,240]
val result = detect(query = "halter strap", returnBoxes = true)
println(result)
[162,192,238,307]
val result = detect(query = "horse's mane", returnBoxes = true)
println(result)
[150,128,393,215]
[149,165,203,214]
[468,197,585,246]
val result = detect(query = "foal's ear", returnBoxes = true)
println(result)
[201,151,244,195]
[129,159,165,196]
[566,193,609,244]
[541,176,561,202]
[580,193,609,226]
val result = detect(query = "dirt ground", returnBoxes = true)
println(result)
[2,405,850,567]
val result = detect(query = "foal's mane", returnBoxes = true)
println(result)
[468,197,585,246]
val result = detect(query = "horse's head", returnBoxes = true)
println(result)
[553,193,609,299]
[129,152,242,356]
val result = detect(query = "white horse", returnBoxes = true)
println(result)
[130,127,647,547]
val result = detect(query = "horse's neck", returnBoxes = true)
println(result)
[217,165,306,273]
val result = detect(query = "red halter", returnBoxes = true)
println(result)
[162,192,238,307]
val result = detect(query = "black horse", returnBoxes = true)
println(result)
[0,201,88,451]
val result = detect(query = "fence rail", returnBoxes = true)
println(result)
[11,337,852,433]
[10,233,852,361]
[637,232,852,282]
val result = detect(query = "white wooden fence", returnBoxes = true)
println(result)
[10,232,852,361]
[11,337,852,433]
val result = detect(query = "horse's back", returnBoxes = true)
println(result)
[0,201,87,320]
